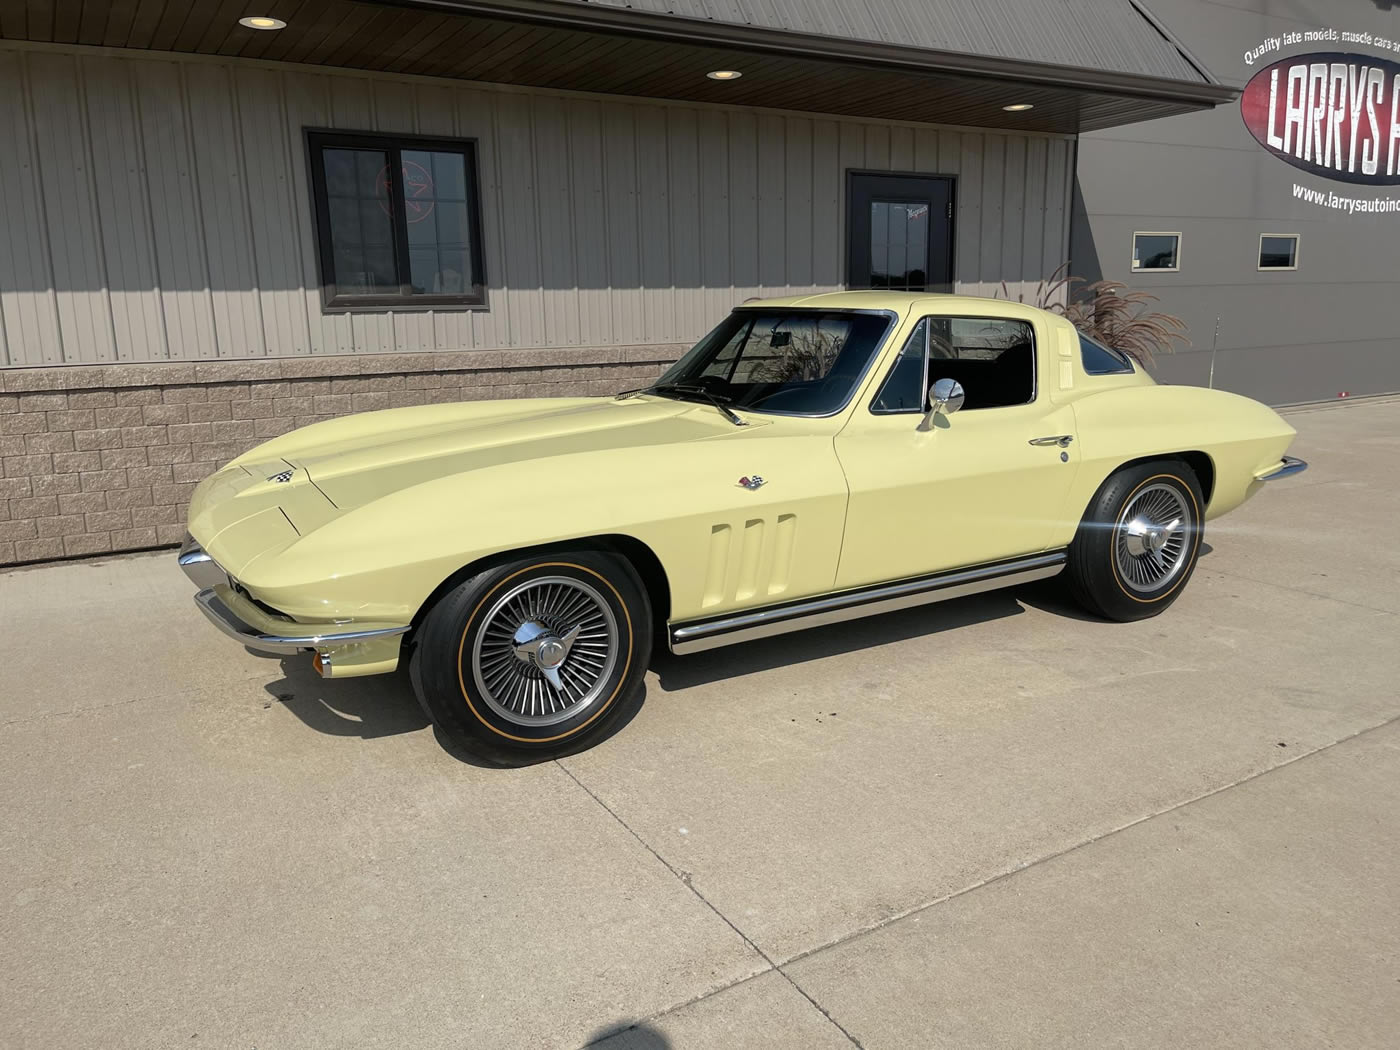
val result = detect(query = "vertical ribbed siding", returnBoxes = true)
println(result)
[0,44,1074,366]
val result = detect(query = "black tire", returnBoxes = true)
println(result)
[412,551,651,759]
[1066,459,1205,622]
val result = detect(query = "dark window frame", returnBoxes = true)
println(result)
[869,314,1038,414]
[305,128,488,312]
[846,170,956,292]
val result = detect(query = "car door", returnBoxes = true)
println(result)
[833,312,1081,590]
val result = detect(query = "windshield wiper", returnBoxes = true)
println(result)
[616,382,748,427]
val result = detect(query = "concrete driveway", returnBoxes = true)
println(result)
[2,398,1397,1049]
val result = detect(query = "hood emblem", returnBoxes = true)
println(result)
[266,469,295,484]
[737,475,766,491]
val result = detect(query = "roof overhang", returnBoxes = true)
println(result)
[1,0,1239,133]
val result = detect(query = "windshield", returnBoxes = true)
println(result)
[653,309,893,416]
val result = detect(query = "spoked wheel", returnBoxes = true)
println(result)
[412,553,651,758]
[1111,482,1194,596]
[1067,460,1204,622]
[472,575,619,727]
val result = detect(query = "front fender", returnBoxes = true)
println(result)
[234,428,850,626]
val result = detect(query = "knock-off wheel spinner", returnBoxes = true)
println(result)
[471,576,619,727]
[511,619,583,692]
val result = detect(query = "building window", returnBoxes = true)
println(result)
[306,130,486,310]
[1131,232,1180,272]
[1258,234,1299,271]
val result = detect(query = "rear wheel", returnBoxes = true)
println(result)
[412,552,651,759]
[1066,460,1204,622]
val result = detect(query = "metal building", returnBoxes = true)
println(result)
[0,0,1268,564]
[1073,0,1400,406]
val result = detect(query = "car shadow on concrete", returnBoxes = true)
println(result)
[262,659,429,740]
[1009,577,1103,623]
[649,586,1030,691]
[260,566,1168,761]
[1009,543,1213,622]
[261,652,648,769]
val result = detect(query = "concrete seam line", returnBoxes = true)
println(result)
[574,969,776,1050]
[774,710,1400,972]
[555,759,867,1050]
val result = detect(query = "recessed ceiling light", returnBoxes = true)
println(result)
[238,16,286,30]
[707,70,743,81]
[1003,103,1034,112]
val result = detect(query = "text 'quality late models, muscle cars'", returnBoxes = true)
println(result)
[179,293,1306,758]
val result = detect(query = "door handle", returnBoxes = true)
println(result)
[1029,435,1074,447]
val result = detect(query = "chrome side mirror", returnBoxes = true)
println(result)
[921,378,965,429]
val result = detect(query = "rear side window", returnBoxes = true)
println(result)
[1079,333,1134,375]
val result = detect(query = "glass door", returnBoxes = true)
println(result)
[846,172,954,292]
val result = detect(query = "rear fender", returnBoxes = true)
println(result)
[1064,386,1296,533]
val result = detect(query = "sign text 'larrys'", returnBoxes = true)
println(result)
[1240,52,1400,185]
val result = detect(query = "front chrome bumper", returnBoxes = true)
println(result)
[178,533,227,589]
[1255,455,1309,482]
[193,587,410,656]
[179,535,409,660]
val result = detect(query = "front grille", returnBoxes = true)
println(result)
[230,579,295,622]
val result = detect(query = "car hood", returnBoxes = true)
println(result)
[273,395,767,511]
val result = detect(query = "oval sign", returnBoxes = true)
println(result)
[1240,52,1400,185]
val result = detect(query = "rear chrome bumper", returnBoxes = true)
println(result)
[1255,455,1309,482]
[193,587,410,656]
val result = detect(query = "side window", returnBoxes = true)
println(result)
[927,318,1036,409]
[872,318,928,412]
[871,316,1036,413]
[1079,333,1134,375]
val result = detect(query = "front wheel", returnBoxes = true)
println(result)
[412,552,651,759]
[1066,460,1204,622]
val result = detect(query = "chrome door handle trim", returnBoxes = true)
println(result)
[1029,435,1074,447]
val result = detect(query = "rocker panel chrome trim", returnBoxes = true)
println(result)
[668,551,1067,654]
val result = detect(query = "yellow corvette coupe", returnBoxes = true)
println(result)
[180,292,1305,757]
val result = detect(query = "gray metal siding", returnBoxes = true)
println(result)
[0,44,1074,367]
[1072,0,1400,403]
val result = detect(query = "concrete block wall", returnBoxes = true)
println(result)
[0,346,681,566]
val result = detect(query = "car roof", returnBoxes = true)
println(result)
[735,290,1050,318]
